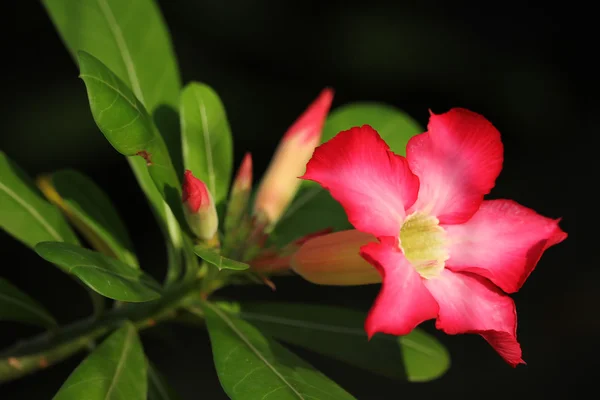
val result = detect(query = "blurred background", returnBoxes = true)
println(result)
[1,0,584,398]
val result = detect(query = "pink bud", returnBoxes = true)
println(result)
[254,88,334,226]
[291,230,381,286]
[249,228,333,274]
[231,152,253,195]
[182,170,218,241]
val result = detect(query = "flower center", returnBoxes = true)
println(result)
[399,212,448,279]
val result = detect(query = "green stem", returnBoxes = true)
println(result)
[0,278,204,383]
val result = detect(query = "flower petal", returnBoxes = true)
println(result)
[291,230,381,285]
[407,108,503,224]
[302,125,420,237]
[361,238,438,337]
[444,200,567,293]
[423,269,524,366]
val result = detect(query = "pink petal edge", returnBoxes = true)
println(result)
[444,199,567,293]
[302,125,420,238]
[407,108,503,224]
[423,269,525,367]
[360,238,439,337]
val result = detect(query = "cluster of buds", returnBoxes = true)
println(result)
[182,88,335,281]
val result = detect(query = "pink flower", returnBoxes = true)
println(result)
[294,108,567,366]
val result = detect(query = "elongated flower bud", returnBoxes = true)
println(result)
[224,153,253,234]
[254,88,334,226]
[182,170,218,241]
[250,228,333,274]
[291,230,381,285]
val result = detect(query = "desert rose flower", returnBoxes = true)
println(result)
[253,88,333,227]
[182,170,219,242]
[292,108,567,366]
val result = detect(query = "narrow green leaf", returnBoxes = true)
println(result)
[35,242,161,302]
[77,51,187,234]
[272,103,424,245]
[235,302,449,382]
[42,0,180,112]
[202,301,356,400]
[147,360,182,400]
[53,322,147,400]
[0,278,57,328]
[39,170,139,268]
[193,245,249,271]
[180,82,233,205]
[43,0,189,284]
[0,151,79,248]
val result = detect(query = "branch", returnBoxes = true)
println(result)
[0,279,203,383]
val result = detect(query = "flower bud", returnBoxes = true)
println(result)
[182,170,218,241]
[250,228,333,274]
[224,153,253,234]
[291,230,381,285]
[254,88,334,226]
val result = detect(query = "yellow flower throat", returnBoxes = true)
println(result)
[399,212,448,279]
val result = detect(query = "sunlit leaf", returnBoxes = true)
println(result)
[77,51,188,239]
[0,278,57,329]
[202,301,356,400]
[35,242,161,302]
[43,0,191,284]
[236,302,450,382]
[38,170,138,268]
[180,82,233,205]
[53,322,147,400]
[42,0,180,112]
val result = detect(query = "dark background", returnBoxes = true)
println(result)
[1,0,585,398]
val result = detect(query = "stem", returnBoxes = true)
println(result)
[0,278,204,383]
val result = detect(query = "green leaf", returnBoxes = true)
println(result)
[53,322,147,400]
[77,51,188,237]
[272,102,424,245]
[193,245,249,271]
[35,242,161,302]
[42,0,180,113]
[0,153,106,315]
[40,170,139,268]
[0,278,57,329]
[147,360,182,400]
[43,0,191,284]
[236,302,450,382]
[202,301,356,400]
[321,102,423,155]
[180,82,233,205]
[129,163,191,286]
[0,151,79,249]
[268,186,350,247]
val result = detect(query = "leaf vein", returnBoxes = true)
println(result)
[205,302,305,399]
[0,181,63,242]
